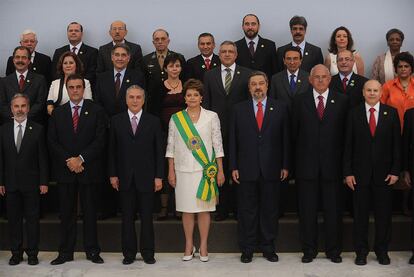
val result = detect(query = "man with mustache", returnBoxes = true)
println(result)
[276,16,323,73]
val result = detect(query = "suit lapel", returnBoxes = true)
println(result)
[76,100,90,134]
[214,68,227,95]
[304,91,319,120]
[281,72,292,98]
[261,98,274,132]
[229,65,242,93]
[18,121,33,154]
[7,123,18,153]
[22,72,34,93]
[375,104,386,139]
[78,44,87,56]
[357,104,372,139]
[247,100,260,133]
[323,91,336,121]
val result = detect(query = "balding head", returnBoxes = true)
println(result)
[309,64,331,94]
[110,20,128,44]
[363,79,382,106]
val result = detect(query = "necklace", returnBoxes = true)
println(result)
[166,79,180,90]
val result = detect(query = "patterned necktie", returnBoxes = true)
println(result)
[115,72,121,97]
[224,68,232,94]
[317,95,325,120]
[19,74,25,91]
[72,105,80,133]
[256,101,264,130]
[205,58,211,70]
[131,115,138,134]
[158,54,165,69]
[72,47,77,54]
[249,41,255,57]
[369,107,376,136]
[342,77,348,92]
[16,124,22,153]
[289,74,296,93]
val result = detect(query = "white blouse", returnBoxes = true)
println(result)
[47,78,93,105]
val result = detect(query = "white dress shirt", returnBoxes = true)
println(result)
[15,70,28,82]
[221,63,236,88]
[313,89,329,108]
[365,102,380,125]
[128,109,143,125]
[69,42,83,55]
[14,119,27,144]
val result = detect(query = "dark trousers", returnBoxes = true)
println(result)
[216,142,237,217]
[353,180,392,256]
[120,184,155,259]
[237,176,280,254]
[297,178,343,257]
[6,190,40,257]
[58,181,100,256]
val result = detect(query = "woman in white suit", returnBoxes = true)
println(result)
[166,79,225,262]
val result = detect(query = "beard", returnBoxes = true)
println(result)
[244,30,258,39]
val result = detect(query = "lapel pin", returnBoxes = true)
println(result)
[297,79,301,83]
[237,71,240,75]
[85,111,89,115]
[270,107,274,111]
[213,63,217,66]
[26,79,30,83]
[261,44,264,48]
[305,52,309,56]
[79,51,83,55]
[202,64,206,69]
[126,79,130,83]
[148,64,154,68]
[161,71,165,75]
[29,126,32,130]
[331,99,335,103]
[33,67,37,71]
[384,111,387,115]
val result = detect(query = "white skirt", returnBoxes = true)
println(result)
[175,170,217,213]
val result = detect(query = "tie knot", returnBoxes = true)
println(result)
[369,107,376,113]
[343,77,348,82]
[73,105,80,111]
[72,47,77,52]
[249,41,255,46]
[132,115,137,120]
[116,72,121,78]
[20,74,24,80]
[257,101,263,107]
[225,68,231,73]
[205,58,210,63]
[318,95,324,101]
[290,74,296,79]
[18,124,22,128]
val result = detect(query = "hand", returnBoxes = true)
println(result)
[217,170,225,187]
[168,170,176,188]
[403,171,412,187]
[385,174,398,185]
[110,176,119,191]
[39,185,48,194]
[154,178,163,192]
[0,186,5,196]
[345,176,356,191]
[47,105,54,116]
[232,170,240,184]
[280,169,289,181]
[66,157,84,173]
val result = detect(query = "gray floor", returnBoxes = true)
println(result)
[0,251,413,277]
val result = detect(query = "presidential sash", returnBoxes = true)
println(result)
[172,110,219,201]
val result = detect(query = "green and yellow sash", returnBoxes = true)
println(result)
[172,110,219,201]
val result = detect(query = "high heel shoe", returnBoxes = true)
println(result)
[182,246,196,261]
[199,248,209,262]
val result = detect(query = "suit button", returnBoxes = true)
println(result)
[258,135,262,138]
[252,60,255,64]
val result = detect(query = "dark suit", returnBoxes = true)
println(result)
[187,54,220,81]
[0,120,48,257]
[109,111,164,260]
[235,36,277,82]
[276,42,323,73]
[48,99,106,257]
[6,51,52,85]
[0,72,47,125]
[141,50,186,116]
[269,69,310,110]
[330,73,368,108]
[97,40,143,73]
[292,89,348,257]
[344,103,400,256]
[230,97,290,254]
[51,43,98,85]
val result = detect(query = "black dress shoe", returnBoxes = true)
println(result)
[377,254,391,265]
[263,252,279,262]
[28,256,39,265]
[214,213,228,221]
[355,255,367,266]
[8,255,23,265]
[409,254,414,264]
[50,255,73,265]
[143,256,156,264]
[87,253,104,264]
[122,257,134,265]
[241,252,253,263]
[301,254,316,263]
[327,255,342,263]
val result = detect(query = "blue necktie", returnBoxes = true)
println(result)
[289,74,296,93]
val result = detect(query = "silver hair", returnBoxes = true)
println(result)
[20,29,37,41]
[220,40,238,53]
[126,85,145,99]
[11,93,30,106]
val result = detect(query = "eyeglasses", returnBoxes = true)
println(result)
[337,57,353,62]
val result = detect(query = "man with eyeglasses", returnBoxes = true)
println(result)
[97,20,143,73]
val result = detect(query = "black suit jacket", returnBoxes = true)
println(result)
[276,42,323,73]
[187,54,220,81]
[235,36,277,81]
[0,72,47,124]
[229,98,290,181]
[344,103,400,185]
[6,51,52,84]
[47,99,106,184]
[292,89,349,180]
[95,68,145,117]
[203,65,251,136]
[0,120,48,192]
[141,50,186,115]
[403,108,414,176]
[330,73,368,108]
[269,69,310,110]
[51,43,98,84]
[108,111,164,192]
[97,40,143,74]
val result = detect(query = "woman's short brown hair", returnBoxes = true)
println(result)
[183,78,204,96]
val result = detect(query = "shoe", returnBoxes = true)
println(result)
[143,256,156,264]
[263,252,279,262]
[8,254,23,265]
[355,255,367,266]
[199,248,209,262]
[301,253,316,263]
[27,256,39,265]
[214,213,228,221]
[50,254,73,265]
[377,254,391,265]
[240,252,253,263]
[182,246,196,261]
[327,255,342,263]
[122,257,134,265]
[409,254,414,264]
[87,253,104,264]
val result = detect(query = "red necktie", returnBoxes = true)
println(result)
[342,77,348,92]
[115,72,121,97]
[369,107,376,136]
[72,105,80,133]
[205,58,211,70]
[317,95,325,120]
[19,74,25,91]
[256,101,263,130]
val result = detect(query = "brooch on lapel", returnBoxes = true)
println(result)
[305,52,309,56]
[161,71,165,75]
[33,67,37,71]
[85,111,89,115]
[261,44,264,48]
[270,107,274,111]
[384,111,388,115]
[79,51,83,55]
[237,71,240,75]
[126,79,130,83]
[350,80,355,87]
[29,126,32,130]
[148,64,154,68]
[297,79,301,83]
[202,65,205,69]
[331,99,335,104]
[213,63,217,66]
[26,79,30,83]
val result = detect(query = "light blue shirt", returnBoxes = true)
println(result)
[70,99,84,116]
[252,97,267,117]
[114,68,127,85]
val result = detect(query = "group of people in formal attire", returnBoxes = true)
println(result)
[0,13,413,268]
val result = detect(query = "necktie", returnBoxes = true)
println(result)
[205,58,211,70]
[115,72,121,97]
[19,74,25,91]
[249,41,255,57]
[16,124,22,153]
[131,115,138,134]
[158,54,165,69]
[289,74,296,93]
[369,107,376,136]
[342,77,348,92]
[317,95,325,120]
[72,47,77,54]
[72,105,80,133]
[224,68,232,94]
[256,102,264,130]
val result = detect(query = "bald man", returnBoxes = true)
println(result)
[344,80,400,265]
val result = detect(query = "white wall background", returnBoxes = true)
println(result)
[0,0,413,77]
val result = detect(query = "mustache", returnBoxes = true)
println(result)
[15,61,25,66]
